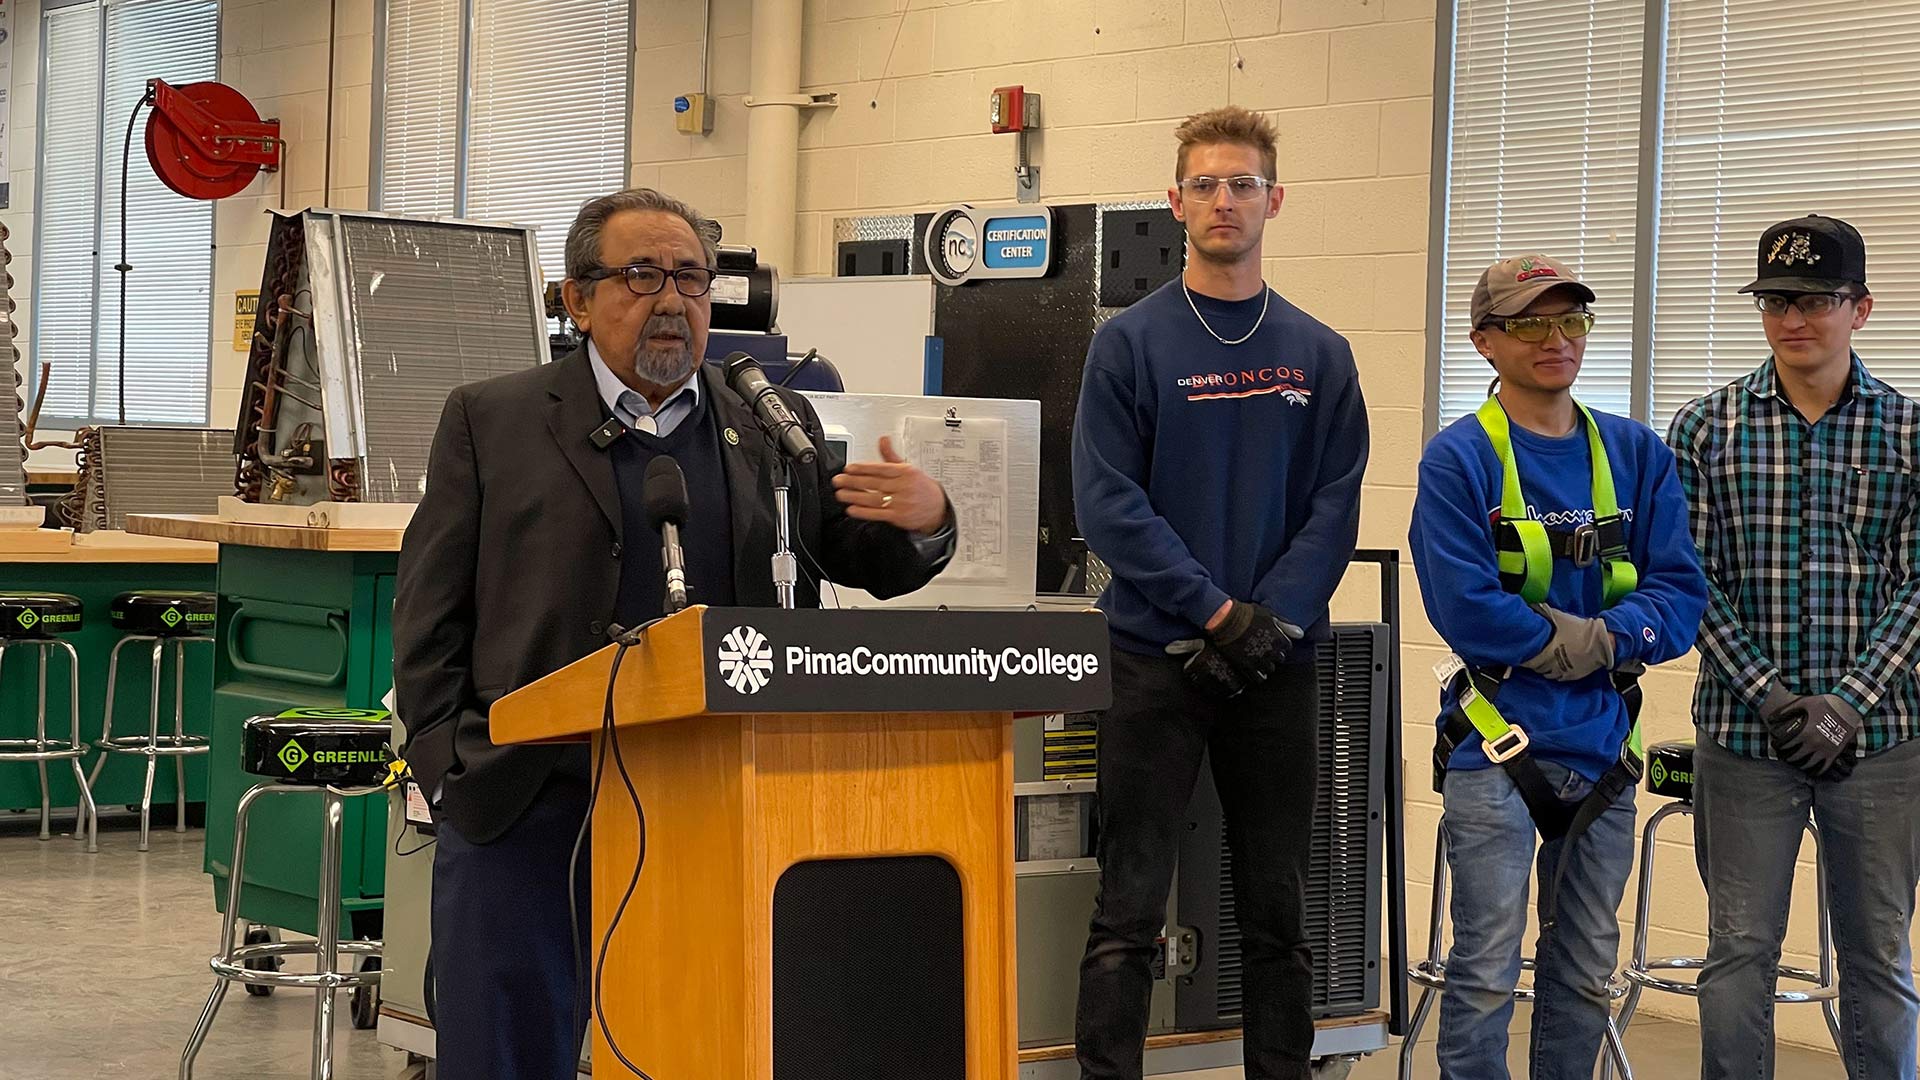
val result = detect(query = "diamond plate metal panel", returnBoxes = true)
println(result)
[1094,199,1174,331]
[834,214,915,244]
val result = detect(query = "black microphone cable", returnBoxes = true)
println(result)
[567,618,664,1080]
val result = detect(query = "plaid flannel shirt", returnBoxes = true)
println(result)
[1668,354,1920,759]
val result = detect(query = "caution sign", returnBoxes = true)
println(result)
[234,290,259,351]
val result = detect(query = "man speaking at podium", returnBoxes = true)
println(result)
[392,187,955,1080]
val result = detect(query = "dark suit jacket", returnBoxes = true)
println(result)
[393,347,949,843]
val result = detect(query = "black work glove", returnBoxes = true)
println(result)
[1205,602,1304,686]
[1167,638,1246,701]
[1762,692,1863,780]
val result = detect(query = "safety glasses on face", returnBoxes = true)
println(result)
[578,263,718,298]
[1176,175,1274,203]
[1753,292,1852,317]
[1483,311,1595,343]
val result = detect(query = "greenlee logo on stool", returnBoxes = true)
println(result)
[277,739,310,773]
[275,707,390,722]
[161,607,183,629]
[16,608,38,630]
[1651,759,1667,788]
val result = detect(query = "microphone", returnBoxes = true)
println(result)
[723,352,817,464]
[641,456,692,614]
[589,417,625,451]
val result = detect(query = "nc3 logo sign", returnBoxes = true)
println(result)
[717,626,774,695]
[925,205,1053,286]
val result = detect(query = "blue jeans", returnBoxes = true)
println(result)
[1438,761,1637,1080]
[1693,732,1920,1080]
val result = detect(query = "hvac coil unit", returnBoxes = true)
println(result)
[232,209,547,514]
[0,223,26,514]
[1175,622,1389,1024]
[74,426,235,531]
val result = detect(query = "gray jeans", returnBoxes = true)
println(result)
[1694,731,1920,1080]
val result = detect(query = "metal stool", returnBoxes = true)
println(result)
[1615,740,1841,1050]
[0,592,97,852]
[1401,825,1634,1080]
[88,590,215,850]
[180,708,393,1080]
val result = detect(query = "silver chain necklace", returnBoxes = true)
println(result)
[1183,278,1271,346]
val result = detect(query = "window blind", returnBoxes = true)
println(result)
[377,0,632,282]
[376,0,460,218]
[1435,0,1644,427]
[34,0,216,426]
[1649,0,1920,429]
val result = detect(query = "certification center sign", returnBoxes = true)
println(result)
[924,205,1054,286]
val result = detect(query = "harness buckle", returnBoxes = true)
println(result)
[1618,743,1644,783]
[1569,522,1601,568]
[1483,725,1531,764]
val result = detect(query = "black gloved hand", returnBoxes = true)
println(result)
[1205,602,1303,686]
[1763,693,1863,780]
[1167,638,1246,701]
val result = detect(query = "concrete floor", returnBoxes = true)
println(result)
[0,815,1849,1080]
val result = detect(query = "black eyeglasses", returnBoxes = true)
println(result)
[578,264,718,298]
[1754,292,1853,317]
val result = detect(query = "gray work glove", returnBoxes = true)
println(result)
[1762,692,1862,780]
[1167,638,1246,701]
[1520,604,1616,682]
[1205,601,1304,686]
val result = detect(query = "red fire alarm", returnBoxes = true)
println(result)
[990,85,1033,134]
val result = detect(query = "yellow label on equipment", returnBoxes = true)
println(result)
[235,290,259,351]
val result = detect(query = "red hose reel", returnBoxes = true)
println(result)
[144,78,281,200]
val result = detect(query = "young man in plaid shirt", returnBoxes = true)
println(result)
[1669,214,1920,1080]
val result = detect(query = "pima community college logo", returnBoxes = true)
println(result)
[717,626,775,695]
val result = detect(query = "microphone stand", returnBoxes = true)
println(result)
[771,453,798,610]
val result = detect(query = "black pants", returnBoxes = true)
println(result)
[1076,644,1320,1080]
[430,771,591,1080]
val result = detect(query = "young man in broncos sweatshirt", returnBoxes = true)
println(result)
[1408,256,1705,1078]
[1070,105,1369,1080]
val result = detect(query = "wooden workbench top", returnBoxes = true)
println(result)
[127,514,406,553]
[0,529,217,564]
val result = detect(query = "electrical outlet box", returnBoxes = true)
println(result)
[674,92,714,135]
[1099,208,1185,308]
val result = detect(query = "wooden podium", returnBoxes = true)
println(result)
[491,604,1110,1080]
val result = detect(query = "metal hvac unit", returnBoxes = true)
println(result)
[75,426,236,531]
[1011,618,1394,1049]
[1175,622,1389,1026]
[233,209,547,506]
[0,222,25,509]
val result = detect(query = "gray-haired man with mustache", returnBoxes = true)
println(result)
[393,188,957,1079]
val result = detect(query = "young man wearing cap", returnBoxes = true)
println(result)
[1409,255,1705,1078]
[1070,105,1368,1080]
[1669,214,1920,1080]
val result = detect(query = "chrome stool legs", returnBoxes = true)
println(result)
[88,634,212,851]
[179,782,382,1080]
[0,640,97,851]
[1612,800,1842,1056]
[1399,826,1634,1080]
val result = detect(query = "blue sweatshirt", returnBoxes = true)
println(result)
[1409,405,1708,780]
[1071,279,1369,656]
